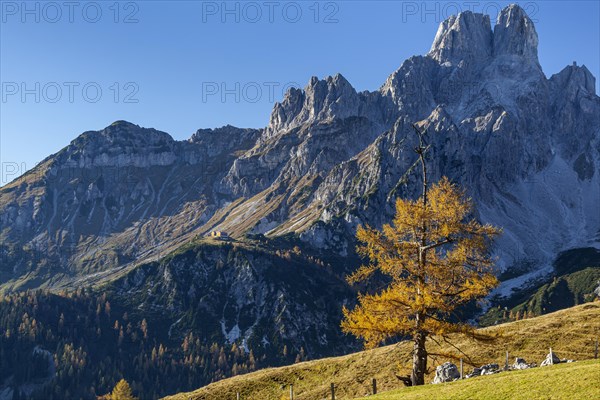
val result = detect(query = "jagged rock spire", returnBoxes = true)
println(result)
[428,4,539,66]
[428,11,493,65]
[493,4,539,63]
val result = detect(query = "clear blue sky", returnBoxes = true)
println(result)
[1,1,599,185]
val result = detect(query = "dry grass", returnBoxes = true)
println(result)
[163,302,600,400]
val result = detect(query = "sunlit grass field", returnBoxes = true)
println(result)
[368,359,600,400]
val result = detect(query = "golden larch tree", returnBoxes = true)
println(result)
[110,379,138,400]
[341,127,501,386]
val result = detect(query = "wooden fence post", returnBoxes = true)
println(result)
[372,378,377,394]
[460,358,463,379]
[236,392,240,400]
[505,350,509,370]
[595,338,598,359]
[331,383,335,400]
[549,347,554,365]
[290,384,294,400]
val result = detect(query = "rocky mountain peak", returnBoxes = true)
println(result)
[51,122,178,170]
[428,11,493,65]
[428,4,539,67]
[69,121,174,150]
[304,73,358,116]
[266,73,360,136]
[493,4,539,63]
[551,63,597,96]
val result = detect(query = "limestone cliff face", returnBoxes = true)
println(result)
[1,4,599,303]
[428,11,493,66]
[493,4,539,62]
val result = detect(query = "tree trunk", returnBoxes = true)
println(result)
[412,126,429,386]
[411,328,427,386]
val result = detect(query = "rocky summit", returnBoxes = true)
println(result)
[0,3,598,356]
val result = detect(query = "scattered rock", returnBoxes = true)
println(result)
[465,367,482,379]
[480,363,501,375]
[540,352,561,366]
[465,363,501,378]
[433,362,461,384]
[512,357,536,370]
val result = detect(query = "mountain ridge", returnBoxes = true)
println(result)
[1,3,598,305]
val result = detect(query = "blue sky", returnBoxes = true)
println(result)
[1,0,599,185]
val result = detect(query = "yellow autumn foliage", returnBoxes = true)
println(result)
[342,177,501,349]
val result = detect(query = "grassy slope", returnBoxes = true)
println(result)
[164,302,600,400]
[369,359,600,400]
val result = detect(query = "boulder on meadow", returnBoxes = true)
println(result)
[433,362,461,384]
[480,363,500,375]
[465,363,500,378]
[465,367,482,379]
[512,357,536,370]
[540,352,561,366]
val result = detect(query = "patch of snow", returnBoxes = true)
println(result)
[241,338,249,353]
[221,321,241,344]
[491,264,553,299]
[168,316,184,338]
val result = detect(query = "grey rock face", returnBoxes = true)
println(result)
[493,4,539,63]
[428,11,493,66]
[433,362,461,383]
[264,74,395,140]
